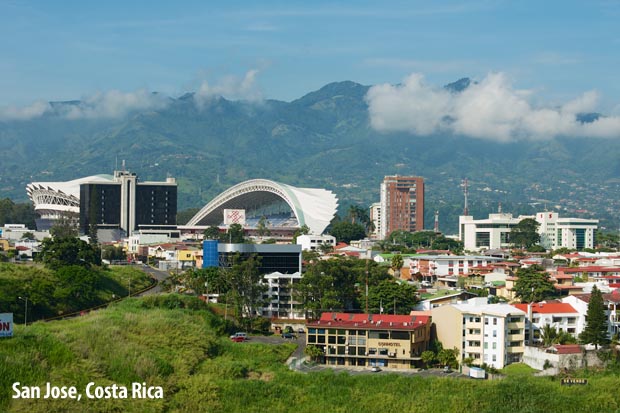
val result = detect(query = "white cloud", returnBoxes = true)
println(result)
[366,72,620,141]
[194,69,263,108]
[0,100,51,121]
[0,89,168,121]
[59,89,168,119]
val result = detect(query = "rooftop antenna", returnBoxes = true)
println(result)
[121,159,126,172]
[498,202,502,213]
[463,178,469,216]
[434,210,439,233]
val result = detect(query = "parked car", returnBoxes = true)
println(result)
[230,332,248,341]
[282,332,297,339]
[297,328,305,334]
[443,366,452,373]
[371,366,382,372]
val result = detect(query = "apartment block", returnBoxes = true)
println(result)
[432,299,526,369]
[379,175,424,239]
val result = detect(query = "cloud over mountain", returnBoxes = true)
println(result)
[194,69,263,107]
[0,89,168,121]
[366,73,620,141]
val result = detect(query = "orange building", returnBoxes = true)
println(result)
[379,175,424,239]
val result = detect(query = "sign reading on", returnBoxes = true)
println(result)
[0,313,13,338]
[224,209,246,226]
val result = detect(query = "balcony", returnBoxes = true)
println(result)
[507,321,525,329]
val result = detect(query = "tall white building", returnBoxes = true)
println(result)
[369,202,381,240]
[460,212,598,251]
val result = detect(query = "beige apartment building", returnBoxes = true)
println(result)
[432,298,526,369]
[306,312,431,369]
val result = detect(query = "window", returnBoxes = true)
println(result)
[485,318,489,325]
[493,330,497,338]
[493,318,497,325]
[492,343,497,350]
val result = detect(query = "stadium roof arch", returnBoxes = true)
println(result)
[186,179,338,235]
[26,174,114,218]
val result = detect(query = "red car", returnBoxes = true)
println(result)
[231,336,245,342]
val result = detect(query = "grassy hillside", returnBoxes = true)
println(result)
[1,295,619,412]
[0,263,155,323]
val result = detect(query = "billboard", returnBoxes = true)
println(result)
[224,209,246,226]
[0,313,13,338]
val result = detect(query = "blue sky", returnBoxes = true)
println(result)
[1,0,619,115]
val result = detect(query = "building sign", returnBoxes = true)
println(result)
[224,209,246,226]
[0,313,13,338]
[378,341,401,347]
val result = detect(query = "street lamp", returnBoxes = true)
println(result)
[18,296,28,326]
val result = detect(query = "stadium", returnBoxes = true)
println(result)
[184,179,339,236]
[26,174,115,230]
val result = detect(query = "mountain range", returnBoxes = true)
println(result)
[1,79,619,234]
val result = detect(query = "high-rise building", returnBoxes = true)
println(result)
[379,175,424,239]
[79,170,177,237]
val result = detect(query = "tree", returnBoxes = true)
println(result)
[421,350,435,368]
[304,345,324,363]
[225,223,245,243]
[390,254,404,277]
[203,225,221,240]
[21,232,35,240]
[580,285,609,349]
[37,237,101,270]
[511,218,541,249]
[513,265,557,303]
[224,254,266,328]
[437,347,460,369]
[101,245,126,262]
[367,279,418,314]
[329,221,366,244]
[256,216,271,237]
[49,213,79,239]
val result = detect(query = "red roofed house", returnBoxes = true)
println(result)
[512,302,581,345]
[306,312,431,369]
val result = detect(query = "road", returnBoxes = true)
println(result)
[137,265,170,296]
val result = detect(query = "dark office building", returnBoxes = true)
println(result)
[79,170,177,237]
[212,243,302,274]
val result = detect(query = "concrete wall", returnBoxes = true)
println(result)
[523,346,603,372]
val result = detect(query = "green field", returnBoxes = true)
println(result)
[1,295,620,412]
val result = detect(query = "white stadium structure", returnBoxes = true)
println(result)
[26,174,114,222]
[186,179,339,235]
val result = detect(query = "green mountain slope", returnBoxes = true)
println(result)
[1,80,619,233]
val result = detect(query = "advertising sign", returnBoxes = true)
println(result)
[0,313,13,338]
[223,209,246,226]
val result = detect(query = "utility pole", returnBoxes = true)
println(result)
[365,259,369,314]
[18,296,28,326]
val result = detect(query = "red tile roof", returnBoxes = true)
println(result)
[512,303,578,314]
[549,344,582,354]
[307,312,429,330]
[559,266,620,273]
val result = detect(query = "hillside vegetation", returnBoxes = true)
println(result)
[1,295,619,412]
[1,80,619,232]
[0,263,154,323]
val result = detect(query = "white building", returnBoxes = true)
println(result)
[512,302,582,345]
[296,234,336,252]
[432,298,526,369]
[535,212,598,250]
[460,212,598,252]
[261,272,304,319]
[369,202,381,240]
